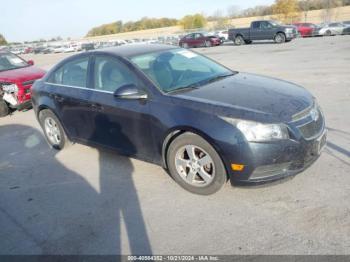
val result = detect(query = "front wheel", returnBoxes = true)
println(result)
[0,99,9,117]
[274,33,286,43]
[167,133,227,195]
[205,40,212,47]
[39,109,70,150]
[182,43,189,48]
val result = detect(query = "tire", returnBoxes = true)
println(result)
[39,109,70,150]
[167,132,227,195]
[205,40,212,47]
[0,99,9,117]
[244,40,252,44]
[234,35,244,46]
[274,32,286,43]
[325,30,332,36]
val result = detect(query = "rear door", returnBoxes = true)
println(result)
[45,54,94,139]
[250,21,262,40]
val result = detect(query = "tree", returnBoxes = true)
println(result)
[272,0,300,23]
[0,34,7,45]
[211,10,231,30]
[179,14,207,29]
[227,5,241,18]
[86,18,178,37]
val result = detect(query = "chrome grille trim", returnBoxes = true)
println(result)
[291,102,315,122]
[296,107,325,140]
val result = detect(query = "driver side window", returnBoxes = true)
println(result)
[94,56,139,92]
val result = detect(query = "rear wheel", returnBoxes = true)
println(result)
[234,35,244,46]
[274,33,286,43]
[0,99,9,117]
[39,109,69,150]
[325,30,332,36]
[167,133,227,195]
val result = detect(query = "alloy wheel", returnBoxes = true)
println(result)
[174,145,215,187]
[44,117,61,145]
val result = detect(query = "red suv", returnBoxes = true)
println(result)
[0,51,46,117]
[179,32,221,48]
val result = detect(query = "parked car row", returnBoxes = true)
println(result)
[226,20,350,45]
[293,21,350,37]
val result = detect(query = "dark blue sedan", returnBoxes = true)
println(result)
[31,44,326,195]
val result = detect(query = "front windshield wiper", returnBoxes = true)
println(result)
[205,73,235,84]
[167,73,235,94]
[167,84,200,94]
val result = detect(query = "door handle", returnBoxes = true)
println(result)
[90,103,104,111]
[53,94,65,103]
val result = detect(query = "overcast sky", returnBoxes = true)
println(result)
[1,0,274,42]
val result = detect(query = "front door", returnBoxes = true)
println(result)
[85,55,154,160]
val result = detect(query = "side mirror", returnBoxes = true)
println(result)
[27,60,34,66]
[113,84,148,100]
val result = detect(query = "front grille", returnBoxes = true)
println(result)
[298,108,324,139]
[0,82,11,87]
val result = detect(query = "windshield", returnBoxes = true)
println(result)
[130,49,234,93]
[270,20,282,26]
[0,52,28,72]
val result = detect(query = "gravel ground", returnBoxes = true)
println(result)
[1,36,349,255]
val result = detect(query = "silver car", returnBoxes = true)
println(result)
[318,22,347,36]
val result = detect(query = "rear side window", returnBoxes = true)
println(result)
[48,56,89,87]
[252,22,260,29]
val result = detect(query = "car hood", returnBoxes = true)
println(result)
[173,72,314,123]
[0,66,46,83]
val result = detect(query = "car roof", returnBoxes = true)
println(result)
[94,44,178,58]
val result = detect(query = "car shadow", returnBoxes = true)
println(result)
[325,127,350,166]
[0,124,152,254]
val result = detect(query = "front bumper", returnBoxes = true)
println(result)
[228,128,327,185]
[13,99,32,110]
[286,32,297,40]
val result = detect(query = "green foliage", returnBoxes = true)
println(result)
[179,14,207,29]
[86,18,178,37]
[272,0,300,23]
[0,34,7,45]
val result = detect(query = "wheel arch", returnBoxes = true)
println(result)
[37,105,72,141]
[275,31,286,37]
[161,126,229,179]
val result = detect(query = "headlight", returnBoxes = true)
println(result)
[221,118,289,142]
[2,83,18,93]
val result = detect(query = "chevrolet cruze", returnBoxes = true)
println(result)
[31,44,327,195]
